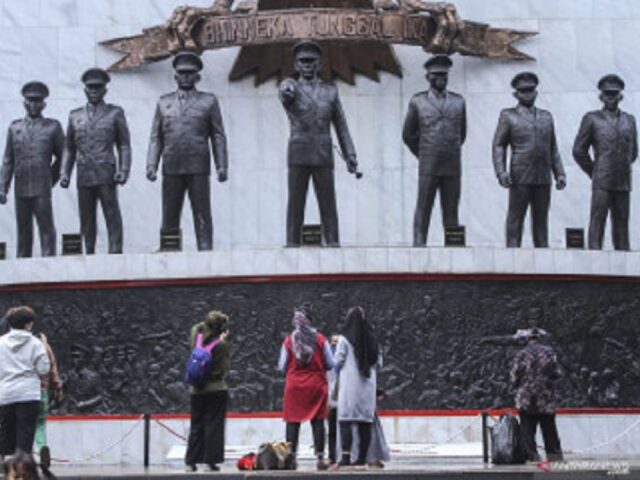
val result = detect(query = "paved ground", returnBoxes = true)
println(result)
[48,457,640,479]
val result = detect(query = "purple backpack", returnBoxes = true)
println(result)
[185,333,220,388]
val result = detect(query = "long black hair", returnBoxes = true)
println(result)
[343,306,378,378]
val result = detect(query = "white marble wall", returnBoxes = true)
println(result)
[3,246,640,287]
[46,413,640,465]
[2,0,640,256]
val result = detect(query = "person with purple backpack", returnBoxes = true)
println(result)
[185,310,230,472]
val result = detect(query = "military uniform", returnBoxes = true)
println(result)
[62,68,131,254]
[403,56,466,246]
[493,72,566,248]
[573,74,638,250]
[147,53,228,251]
[0,82,63,257]
[510,339,563,461]
[280,76,356,246]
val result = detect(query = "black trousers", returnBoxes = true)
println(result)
[506,185,551,248]
[78,184,123,254]
[162,174,212,251]
[339,421,372,465]
[0,401,40,455]
[327,408,337,463]
[414,175,460,246]
[286,419,325,456]
[185,391,227,467]
[589,189,630,251]
[519,411,562,461]
[15,196,56,258]
[287,166,339,247]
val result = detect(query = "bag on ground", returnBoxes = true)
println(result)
[237,452,256,470]
[255,442,296,470]
[490,413,527,464]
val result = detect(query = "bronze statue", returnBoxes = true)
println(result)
[573,74,638,251]
[403,55,466,247]
[60,68,131,254]
[492,72,566,248]
[279,41,359,247]
[147,52,228,251]
[0,82,63,257]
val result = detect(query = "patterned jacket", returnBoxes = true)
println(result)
[510,342,561,414]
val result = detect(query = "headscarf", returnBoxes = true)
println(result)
[343,306,378,378]
[291,309,317,365]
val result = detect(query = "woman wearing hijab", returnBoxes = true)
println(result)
[185,310,230,473]
[333,306,380,468]
[278,306,334,470]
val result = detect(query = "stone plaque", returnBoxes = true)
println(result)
[445,225,466,247]
[566,228,585,249]
[301,224,323,246]
[160,228,182,252]
[62,234,83,256]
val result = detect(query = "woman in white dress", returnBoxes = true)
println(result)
[333,306,380,467]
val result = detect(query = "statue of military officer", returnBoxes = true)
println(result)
[147,52,228,251]
[60,68,132,254]
[492,72,566,248]
[402,55,466,247]
[0,82,63,257]
[573,74,638,251]
[279,41,358,247]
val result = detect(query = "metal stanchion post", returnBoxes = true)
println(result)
[482,411,489,464]
[144,413,150,468]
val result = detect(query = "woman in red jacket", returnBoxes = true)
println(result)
[278,306,334,470]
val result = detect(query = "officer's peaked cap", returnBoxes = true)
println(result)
[172,51,204,72]
[293,40,323,58]
[511,71,539,90]
[81,68,111,86]
[598,74,625,92]
[21,81,49,99]
[424,55,453,73]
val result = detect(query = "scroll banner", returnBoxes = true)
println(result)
[101,8,535,71]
